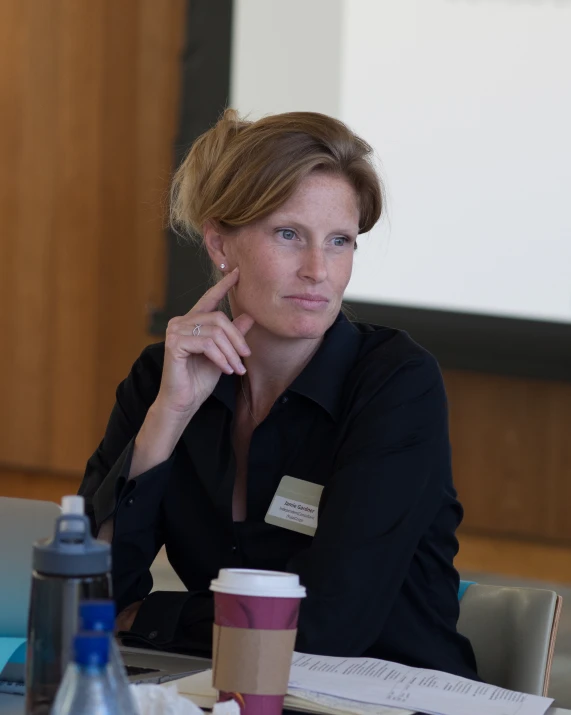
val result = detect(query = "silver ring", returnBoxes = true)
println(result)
[192,324,202,337]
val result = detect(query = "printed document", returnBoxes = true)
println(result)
[289,652,553,715]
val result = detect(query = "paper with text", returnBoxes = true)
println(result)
[288,687,414,715]
[172,669,412,715]
[289,652,553,715]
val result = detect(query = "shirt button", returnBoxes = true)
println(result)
[126,497,135,507]
[148,631,158,640]
[280,395,289,404]
[231,545,237,553]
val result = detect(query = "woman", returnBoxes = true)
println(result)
[79,110,478,679]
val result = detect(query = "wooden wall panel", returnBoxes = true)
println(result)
[548,388,571,539]
[0,0,186,474]
[95,0,185,435]
[0,0,58,467]
[50,0,105,471]
[445,370,571,542]
[134,0,183,353]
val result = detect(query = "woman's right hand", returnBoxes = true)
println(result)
[155,268,254,418]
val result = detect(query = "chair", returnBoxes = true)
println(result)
[457,582,562,695]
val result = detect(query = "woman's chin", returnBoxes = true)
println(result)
[265,310,337,340]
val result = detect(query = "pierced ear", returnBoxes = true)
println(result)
[202,220,227,265]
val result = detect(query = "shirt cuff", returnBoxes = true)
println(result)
[91,439,175,531]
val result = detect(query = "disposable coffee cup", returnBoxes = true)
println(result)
[210,568,306,715]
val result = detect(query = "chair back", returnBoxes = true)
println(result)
[457,583,562,695]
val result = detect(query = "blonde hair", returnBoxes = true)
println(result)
[170,109,383,243]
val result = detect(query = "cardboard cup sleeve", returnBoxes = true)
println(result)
[212,624,297,696]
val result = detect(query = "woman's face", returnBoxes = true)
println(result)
[223,172,360,340]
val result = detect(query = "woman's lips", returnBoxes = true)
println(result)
[283,295,330,311]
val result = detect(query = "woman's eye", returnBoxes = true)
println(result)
[332,236,348,247]
[279,229,296,241]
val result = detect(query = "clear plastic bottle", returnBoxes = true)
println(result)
[78,600,139,715]
[50,633,119,715]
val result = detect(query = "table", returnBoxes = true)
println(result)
[1,693,570,715]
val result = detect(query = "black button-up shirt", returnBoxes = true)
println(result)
[79,312,478,679]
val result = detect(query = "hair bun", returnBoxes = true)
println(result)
[170,109,382,242]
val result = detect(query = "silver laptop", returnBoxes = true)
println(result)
[0,497,62,640]
[0,497,210,690]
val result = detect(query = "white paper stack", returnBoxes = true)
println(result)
[288,652,554,715]
[171,652,554,715]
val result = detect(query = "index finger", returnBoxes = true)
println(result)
[191,267,240,315]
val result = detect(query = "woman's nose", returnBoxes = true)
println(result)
[298,248,328,283]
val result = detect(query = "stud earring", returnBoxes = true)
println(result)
[220,263,226,270]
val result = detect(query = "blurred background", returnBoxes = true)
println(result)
[1,0,570,700]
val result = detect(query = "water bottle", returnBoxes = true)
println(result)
[26,497,112,715]
[50,633,119,715]
[79,601,139,714]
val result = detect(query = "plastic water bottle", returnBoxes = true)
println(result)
[79,600,139,714]
[50,633,118,715]
[26,496,112,715]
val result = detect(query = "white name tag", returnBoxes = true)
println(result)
[265,476,324,537]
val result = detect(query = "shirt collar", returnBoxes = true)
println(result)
[289,311,361,421]
[212,311,362,421]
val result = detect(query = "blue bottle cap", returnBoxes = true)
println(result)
[73,633,110,667]
[79,600,116,633]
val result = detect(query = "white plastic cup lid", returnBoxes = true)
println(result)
[210,569,306,598]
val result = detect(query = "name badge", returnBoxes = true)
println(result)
[265,476,324,537]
